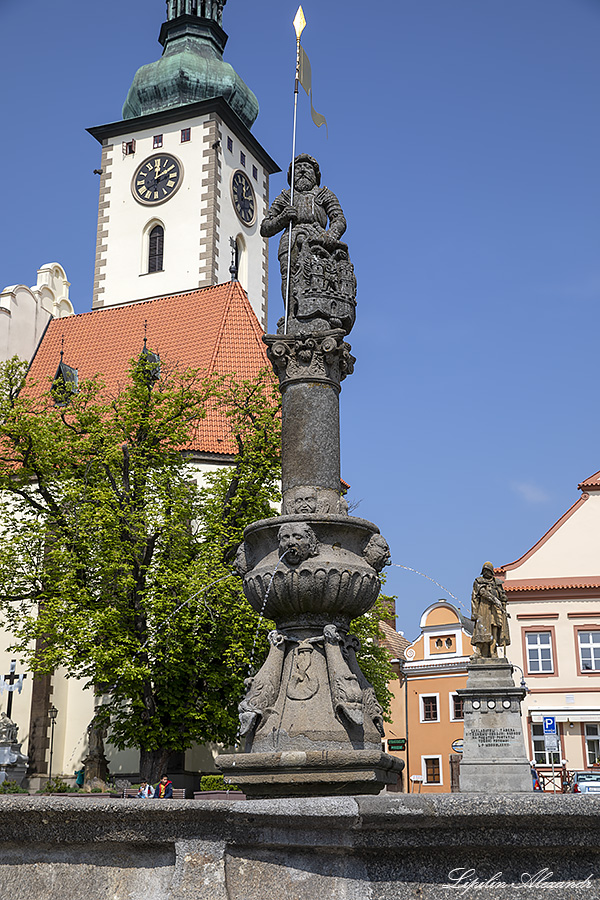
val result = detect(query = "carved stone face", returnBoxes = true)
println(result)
[293,488,317,514]
[294,160,318,193]
[278,523,318,566]
[363,534,391,572]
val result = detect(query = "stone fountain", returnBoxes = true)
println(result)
[217,154,403,798]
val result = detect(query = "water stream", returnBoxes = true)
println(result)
[389,563,469,615]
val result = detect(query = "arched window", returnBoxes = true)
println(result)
[148,225,164,273]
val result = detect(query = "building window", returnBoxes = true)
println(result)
[585,724,600,766]
[421,695,438,722]
[227,136,233,153]
[148,225,164,273]
[579,631,600,672]
[252,164,258,180]
[181,128,191,143]
[240,150,246,167]
[531,723,560,766]
[526,632,554,674]
[153,134,163,148]
[123,140,136,156]
[451,694,464,720]
[424,757,441,784]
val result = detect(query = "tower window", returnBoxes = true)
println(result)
[153,134,163,149]
[227,136,233,153]
[148,225,164,273]
[240,151,246,167]
[181,128,191,143]
[123,140,136,156]
[252,165,258,180]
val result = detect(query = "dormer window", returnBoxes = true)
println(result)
[52,354,78,407]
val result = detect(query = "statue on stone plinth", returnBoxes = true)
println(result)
[0,712,18,745]
[83,714,109,786]
[470,562,510,658]
[260,153,356,335]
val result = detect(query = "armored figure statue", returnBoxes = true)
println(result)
[470,562,511,658]
[261,154,356,335]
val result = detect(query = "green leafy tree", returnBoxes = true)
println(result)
[0,354,281,782]
[0,354,396,783]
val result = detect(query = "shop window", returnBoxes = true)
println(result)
[531,723,560,766]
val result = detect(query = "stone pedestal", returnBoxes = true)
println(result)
[217,330,402,797]
[458,657,532,793]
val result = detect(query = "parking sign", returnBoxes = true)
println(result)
[543,716,556,735]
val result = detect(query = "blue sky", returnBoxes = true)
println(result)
[2,0,600,638]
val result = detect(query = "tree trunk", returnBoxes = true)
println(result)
[139,748,172,785]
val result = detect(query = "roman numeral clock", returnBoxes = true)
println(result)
[132,155,183,205]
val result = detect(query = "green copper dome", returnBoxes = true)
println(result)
[122,1,259,128]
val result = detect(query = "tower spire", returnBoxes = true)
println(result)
[166,0,226,27]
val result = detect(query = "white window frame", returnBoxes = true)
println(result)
[525,631,554,674]
[422,754,443,786]
[424,628,461,660]
[419,693,440,723]
[579,631,600,672]
[449,692,464,722]
[585,724,600,767]
[531,722,560,766]
[141,218,166,275]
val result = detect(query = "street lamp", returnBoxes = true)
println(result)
[48,705,58,781]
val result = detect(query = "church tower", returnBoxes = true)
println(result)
[88,0,279,327]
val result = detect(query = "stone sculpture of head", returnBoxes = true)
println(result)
[278,522,319,566]
[363,534,392,573]
[287,153,321,191]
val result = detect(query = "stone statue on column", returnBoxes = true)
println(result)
[470,561,511,658]
[261,153,356,336]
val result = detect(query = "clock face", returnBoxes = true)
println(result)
[231,170,256,225]
[132,154,183,205]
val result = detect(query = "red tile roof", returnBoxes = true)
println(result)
[578,470,600,491]
[28,283,269,456]
[504,577,600,592]
[379,621,411,660]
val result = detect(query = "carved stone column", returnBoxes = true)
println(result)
[217,155,403,798]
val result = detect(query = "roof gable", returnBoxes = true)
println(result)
[500,489,600,582]
[27,282,269,456]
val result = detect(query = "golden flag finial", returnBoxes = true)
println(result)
[293,6,306,40]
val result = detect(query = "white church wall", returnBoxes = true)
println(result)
[0,263,74,365]
[95,115,268,327]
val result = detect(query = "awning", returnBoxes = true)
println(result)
[530,707,600,724]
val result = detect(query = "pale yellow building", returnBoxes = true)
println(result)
[499,469,600,783]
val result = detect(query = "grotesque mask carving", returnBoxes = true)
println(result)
[278,523,319,566]
[363,534,391,572]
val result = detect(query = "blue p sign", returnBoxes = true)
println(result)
[543,716,556,735]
